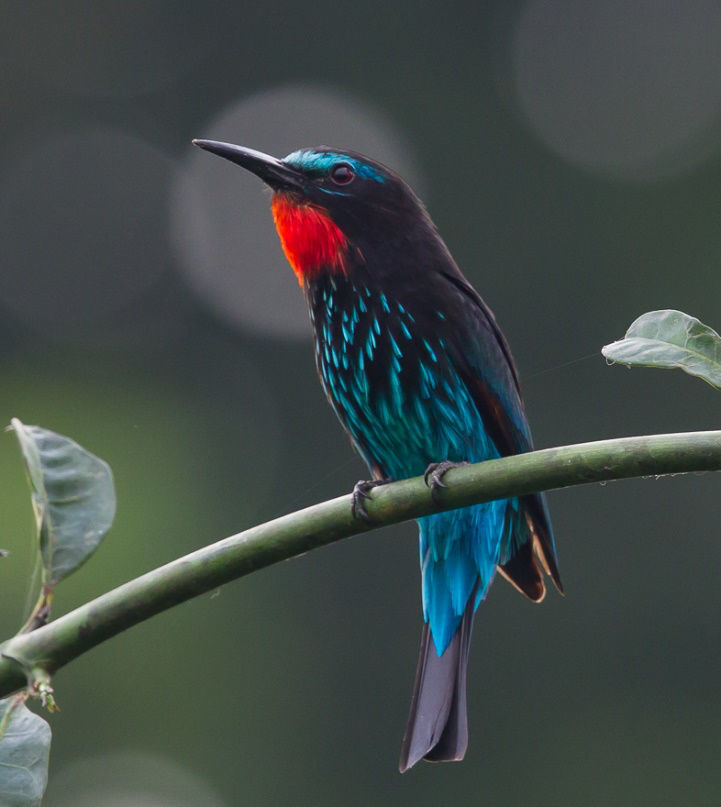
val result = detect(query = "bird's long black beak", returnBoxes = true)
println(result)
[192,140,304,191]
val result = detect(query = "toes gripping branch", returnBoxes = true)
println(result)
[423,461,470,504]
[351,478,393,521]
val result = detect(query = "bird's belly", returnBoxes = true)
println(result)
[319,347,499,480]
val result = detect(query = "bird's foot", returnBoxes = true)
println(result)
[352,478,393,522]
[423,461,469,504]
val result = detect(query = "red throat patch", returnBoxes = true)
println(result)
[271,195,349,284]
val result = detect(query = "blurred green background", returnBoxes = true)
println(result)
[3,1,721,804]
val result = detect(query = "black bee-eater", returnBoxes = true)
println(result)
[193,139,562,772]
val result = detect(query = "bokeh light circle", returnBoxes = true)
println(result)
[170,84,424,339]
[0,127,176,338]
[46,751,226,806]
[511,0,721,180]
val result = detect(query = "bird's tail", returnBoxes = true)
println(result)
[398,594,475,773]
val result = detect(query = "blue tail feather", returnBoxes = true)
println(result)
[419,499,506,656]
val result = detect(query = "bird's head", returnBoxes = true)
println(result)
[193,140,432,285]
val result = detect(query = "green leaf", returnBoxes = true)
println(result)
[602,309,721,390]
[11,419,116,585]
[0,697,50,807]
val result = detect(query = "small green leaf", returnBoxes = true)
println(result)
[10,419,116,585]
[0,697,51,807]
[602,309,721,390]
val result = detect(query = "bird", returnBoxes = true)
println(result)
[193,138,563,772]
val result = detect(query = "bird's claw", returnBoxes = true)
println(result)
[423,461,469,504]
[352,478,392,522]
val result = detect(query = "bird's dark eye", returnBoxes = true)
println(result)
[330,163,355,185]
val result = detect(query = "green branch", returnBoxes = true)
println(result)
[1,430,721,698]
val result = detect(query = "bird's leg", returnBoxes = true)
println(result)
[424,461,470,504]
[352,478,393,522]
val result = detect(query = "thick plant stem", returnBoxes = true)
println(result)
[1,430,721,697]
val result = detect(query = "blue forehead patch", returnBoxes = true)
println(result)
[283,150,386,183]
